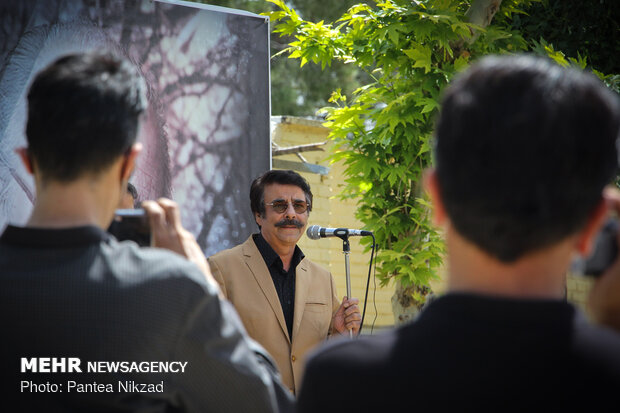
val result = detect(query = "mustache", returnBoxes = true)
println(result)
[275,219,304,228]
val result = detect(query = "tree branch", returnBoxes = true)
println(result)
[449,0,503,60]
[465,0,503,43]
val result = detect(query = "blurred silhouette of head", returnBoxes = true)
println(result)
[434,54,620,262]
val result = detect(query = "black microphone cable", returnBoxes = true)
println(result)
[358,232,377,336]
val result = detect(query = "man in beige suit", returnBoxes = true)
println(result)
[208,169,361,394]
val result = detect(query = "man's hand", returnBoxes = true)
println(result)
[588,187,620,332]
[331,296,361,336]
[142,198,219,291]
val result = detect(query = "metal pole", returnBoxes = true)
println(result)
[342,238,353,338]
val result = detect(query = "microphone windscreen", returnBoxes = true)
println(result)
[306,225,321,240]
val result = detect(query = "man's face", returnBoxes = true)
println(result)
[256,183,309,249]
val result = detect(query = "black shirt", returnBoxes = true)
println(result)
[298,293,620,412]
[253,233,304,339]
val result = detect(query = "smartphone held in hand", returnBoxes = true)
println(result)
[574,218,619,277]
[108,208,152,247]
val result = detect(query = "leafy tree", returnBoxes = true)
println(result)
[267,0,552,323]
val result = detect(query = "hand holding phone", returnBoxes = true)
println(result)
[585,188,620,332]
[141,199,215,286]
[582,218,619,277]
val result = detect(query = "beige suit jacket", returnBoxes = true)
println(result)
[208,235,340,394]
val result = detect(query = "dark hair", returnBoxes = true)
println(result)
[250,170,313,218]
[435,54,620,262]
[26,52,146,181]
[126,182,138,200]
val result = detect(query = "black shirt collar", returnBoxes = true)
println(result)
[420,292,574,327]
[0,225,111,248]
[252,232,305,270]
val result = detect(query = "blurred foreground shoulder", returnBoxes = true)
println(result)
[298,331,398,412]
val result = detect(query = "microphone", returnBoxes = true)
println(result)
[306,225,372,240]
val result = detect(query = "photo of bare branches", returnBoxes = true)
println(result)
[0,0,270,255]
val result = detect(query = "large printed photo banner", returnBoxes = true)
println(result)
[0,0,270,255]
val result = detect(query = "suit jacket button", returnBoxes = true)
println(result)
[291,355,296,362]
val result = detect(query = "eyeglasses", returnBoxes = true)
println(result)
[265,199,310,214]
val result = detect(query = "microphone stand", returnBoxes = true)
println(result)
[336,233,353,339]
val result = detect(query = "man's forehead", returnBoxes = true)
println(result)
[263,183,305,200]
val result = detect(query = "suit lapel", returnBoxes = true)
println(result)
[292,258,310,343]
[242,238,290,343]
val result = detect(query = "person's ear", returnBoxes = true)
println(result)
[575,198,608,256]
[15,147,34,175]
[255,212,264,228]
[120,143,142,181]
[423,168,448,226]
